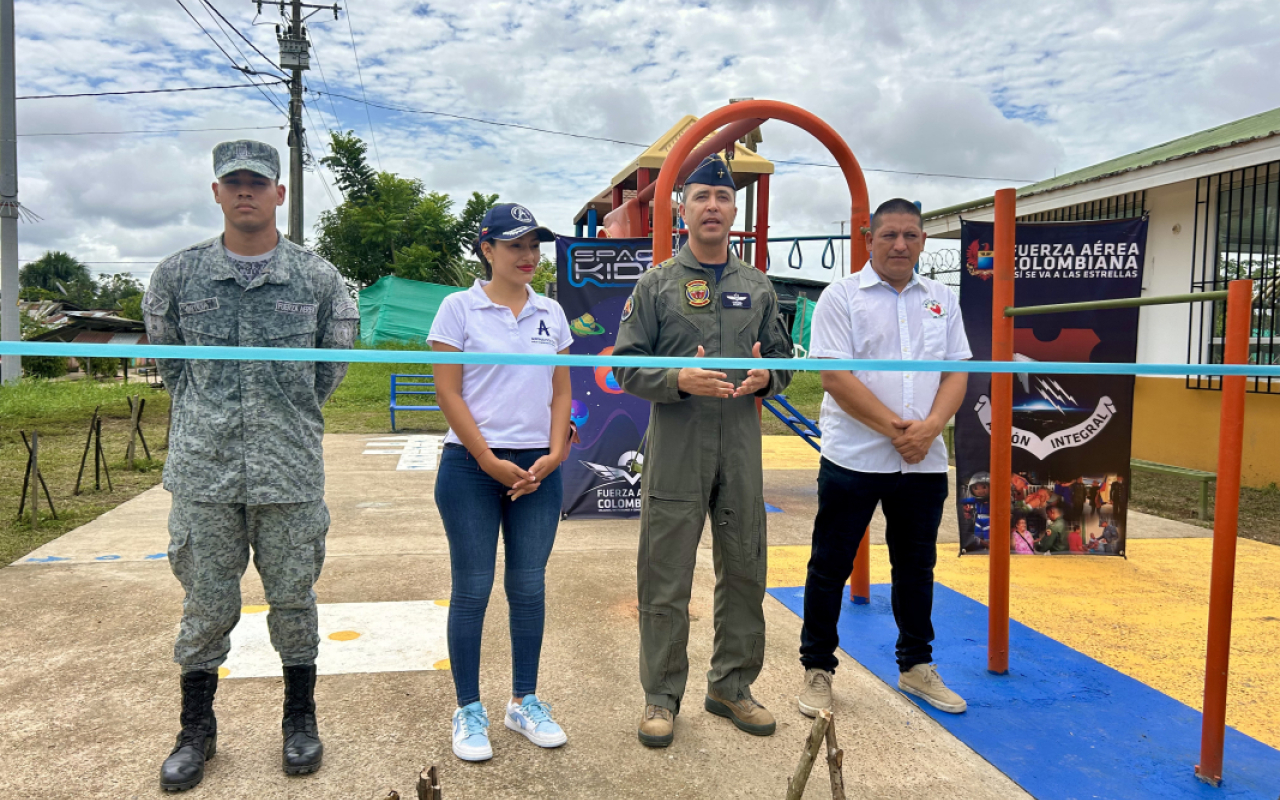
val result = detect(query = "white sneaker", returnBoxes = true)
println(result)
[451,702,493,761]
[504,695,567,748]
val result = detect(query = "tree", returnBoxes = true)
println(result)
[19,251,94,305]
[530,257,556,295]
[313,133,501,290]
[95,272,144,310]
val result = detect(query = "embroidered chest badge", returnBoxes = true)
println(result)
[685,279,711,307]
[924,299,945,318]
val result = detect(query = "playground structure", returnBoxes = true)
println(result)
[638,101,1255,788]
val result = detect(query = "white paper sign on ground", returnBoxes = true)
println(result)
[219,600,450,679]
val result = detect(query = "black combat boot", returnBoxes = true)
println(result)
[159,670,218,792]
[282,664,323,774]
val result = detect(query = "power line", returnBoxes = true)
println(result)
[17,83,288,100]
[306,88,1040,183]
[198,0,285,73]
[343,1,382,170]
[17,125,284,137]
[193,0,291,116]
[308,39,344,132]
[171,0,289,119]
[301,100,343,205]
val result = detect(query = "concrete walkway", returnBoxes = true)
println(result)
[0,434,1028,799]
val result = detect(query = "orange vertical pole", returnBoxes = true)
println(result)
[1195,278,1252,786]
[848,534,871,605]
[987,188,1016,675]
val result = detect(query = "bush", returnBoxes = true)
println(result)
[83,357,120,379]
[21,355,69,379]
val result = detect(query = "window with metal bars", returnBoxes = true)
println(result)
[1017,191,1146,222]
[1187,161,1280,393]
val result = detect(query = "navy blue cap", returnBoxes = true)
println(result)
[684,153,736,190]
[478,203,555,244]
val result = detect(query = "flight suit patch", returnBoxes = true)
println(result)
[721,291,752,309]
[685,280,711,307]
[621,295,635,322]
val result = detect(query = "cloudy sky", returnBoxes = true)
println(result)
[9,0,1280,285]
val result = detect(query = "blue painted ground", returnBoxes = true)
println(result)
[768,584,1280,800]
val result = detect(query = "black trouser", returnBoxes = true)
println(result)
[800,459,949,674]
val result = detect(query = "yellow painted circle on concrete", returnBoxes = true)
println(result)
[217,667,230,679]
[242,604,269,614]
[433,659,451,670]
[328,630,361,641]
[433,599,450,607]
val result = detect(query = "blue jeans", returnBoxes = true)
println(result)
[800,459,949,673]
[434,444,562,707]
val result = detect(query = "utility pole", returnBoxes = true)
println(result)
[260,0,339,245]
[1,0,20,383]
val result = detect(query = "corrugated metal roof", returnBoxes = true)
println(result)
[924,106,1280,220]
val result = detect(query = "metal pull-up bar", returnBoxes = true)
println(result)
[987,185,1253,785]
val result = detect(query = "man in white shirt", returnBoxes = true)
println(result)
[795,198,971,718]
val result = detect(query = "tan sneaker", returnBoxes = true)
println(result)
[704,690,776,736]
[898,664,966,714]
[797,668,833,718]
[637,704,674,748]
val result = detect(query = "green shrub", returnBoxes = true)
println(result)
[21,355,69,379]
[82,357,120,379]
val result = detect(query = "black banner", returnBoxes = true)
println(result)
[555,237,655,519]
[956,217,1147,557]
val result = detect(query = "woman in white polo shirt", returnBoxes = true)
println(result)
[428,203,573,762]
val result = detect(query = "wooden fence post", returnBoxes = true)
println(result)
[74,406,101,495]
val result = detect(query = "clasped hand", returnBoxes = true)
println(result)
[479,451,560,500]
[677,343,769,399]
[890,418,940,465]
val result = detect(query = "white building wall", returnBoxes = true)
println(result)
[1136,179,1200,365]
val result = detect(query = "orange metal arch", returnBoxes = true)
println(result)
[649,100,872,270]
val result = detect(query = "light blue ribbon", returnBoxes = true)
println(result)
[2,341,1277,377]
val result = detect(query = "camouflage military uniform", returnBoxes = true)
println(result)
[614,244,794,712]
[144,233,356,671]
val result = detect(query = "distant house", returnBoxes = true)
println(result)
[26,312,150,375]
[923,106,1280,485]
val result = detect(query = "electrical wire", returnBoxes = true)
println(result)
[198,0,285,73]
[343,1,382,170]
[302,100,343,205]
[308,39,345,133]
[171,0,290,120]
[194,0,292,116]
[17,125,285,137]
[17,83,287,100]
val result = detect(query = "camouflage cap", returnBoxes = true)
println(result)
[213,140,280,180]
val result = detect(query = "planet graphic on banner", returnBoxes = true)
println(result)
[594,346,623,394]
[569,313,607,337]
[570,399,590,427]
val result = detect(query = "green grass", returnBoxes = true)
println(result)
[324,342,447,434]
[760,370,823,435]
[0,376,171,565]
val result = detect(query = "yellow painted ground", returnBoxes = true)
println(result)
[761,435,821,469]
[768,538,1280,750]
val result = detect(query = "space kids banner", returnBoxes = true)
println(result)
[955,217,1147,559]
[555,237,655,519]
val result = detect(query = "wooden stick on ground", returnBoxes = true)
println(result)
[126,397,141,469]
[74,407,100,495]
[20,432,57,520]
[786,708,832,800]
[825,711,846,800]
[136,397,151,459]
[96,417,113,492]
[417,765,442,800]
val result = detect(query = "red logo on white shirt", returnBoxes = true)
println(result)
[924,299,945,318]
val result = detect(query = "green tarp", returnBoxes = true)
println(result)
[357,275,467,346]
[791,295,815,356]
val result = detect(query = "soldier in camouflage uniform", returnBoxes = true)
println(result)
[143,140,356,792]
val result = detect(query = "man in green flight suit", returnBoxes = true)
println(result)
[614,153,794,747]
[143,140,357,791]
